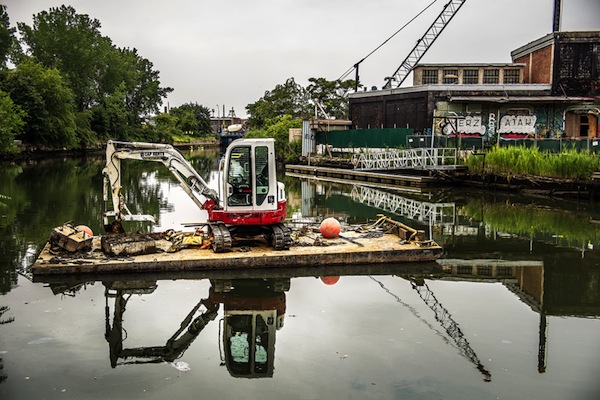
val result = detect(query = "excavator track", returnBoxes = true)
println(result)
[210,223,232,253]
[270,223,292,251]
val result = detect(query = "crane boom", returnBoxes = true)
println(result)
[410,279,492,381]
[383,0,467,89]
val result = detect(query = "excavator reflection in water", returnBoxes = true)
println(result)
[43,252,597,381]
[104,277,288,378]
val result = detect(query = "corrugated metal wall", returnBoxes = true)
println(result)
[349,91,432,133]
[301,120,314,157]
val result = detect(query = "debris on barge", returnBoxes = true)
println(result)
[32,215,442,275]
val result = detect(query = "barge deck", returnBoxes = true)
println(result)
[32,222,442,276]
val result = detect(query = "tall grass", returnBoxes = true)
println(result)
[467,146,600,179]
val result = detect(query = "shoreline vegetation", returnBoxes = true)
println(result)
[461,146,600,200]
[0,138,220,161]
[3,143,600,199]
[466,146,600,181]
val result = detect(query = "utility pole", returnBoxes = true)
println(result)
[552,0,562,32]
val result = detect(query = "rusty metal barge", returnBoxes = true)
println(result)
[31,215,442,276]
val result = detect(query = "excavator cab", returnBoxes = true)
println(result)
[219,138,285,216]
[223,310,279,378]
[210,278,287,378]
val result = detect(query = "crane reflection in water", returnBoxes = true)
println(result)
[39,256,584,382]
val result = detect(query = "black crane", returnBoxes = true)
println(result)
[383,0,467,89]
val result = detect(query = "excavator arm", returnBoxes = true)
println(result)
[103,140,220,229]
[105,288,220,366]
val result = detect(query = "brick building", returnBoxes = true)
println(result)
[348,31,600,141]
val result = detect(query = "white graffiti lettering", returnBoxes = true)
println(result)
[443,115,486,135]
[487,113,496,138]
[498,115,537,134]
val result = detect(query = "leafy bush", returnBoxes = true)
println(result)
[0,89,25,153]
[245,114,301,161]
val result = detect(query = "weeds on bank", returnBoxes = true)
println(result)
[467,146,600,180]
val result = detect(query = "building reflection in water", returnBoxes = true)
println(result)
[40,252,599,381]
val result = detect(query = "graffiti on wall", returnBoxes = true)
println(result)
[488,113,496,139]
[442,115,486,136]
[498,114,537,135]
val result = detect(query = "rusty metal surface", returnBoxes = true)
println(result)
[49,225,93,253]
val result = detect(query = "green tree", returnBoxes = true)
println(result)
[152,112,182,140]
[245,114,301,160]
[245,77,312,128]
[306,77,355,119]
[17,5,172,139]
[0,5,17,69]
[74,109,97,148]
[0,89,25,153]
[17,5,107,110]
[91,82,131,140]
[0,59,77,148]
[170,102,212,135]
[118,47,173,125]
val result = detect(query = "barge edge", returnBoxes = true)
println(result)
[32,236,443,276]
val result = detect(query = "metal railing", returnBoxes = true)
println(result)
[349,186,455,226]
[352,147,458,171]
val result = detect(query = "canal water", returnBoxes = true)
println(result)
[0,149,599,400]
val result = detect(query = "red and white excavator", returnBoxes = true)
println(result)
[102,138,292,252]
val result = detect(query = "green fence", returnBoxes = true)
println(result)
[315,130,600,153]
[317,128,413,148]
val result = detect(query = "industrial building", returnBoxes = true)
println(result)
[348,31,600,143]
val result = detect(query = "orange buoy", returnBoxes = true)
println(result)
[319,217,341,239]
[75,225,93,237]
[320,276,340,285]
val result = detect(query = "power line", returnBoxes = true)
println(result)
[338,0,439,82]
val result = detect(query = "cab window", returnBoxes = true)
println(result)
[254,146,269,205]
[227,146,252,206]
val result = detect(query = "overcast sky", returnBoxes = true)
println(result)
[4,0,600,118]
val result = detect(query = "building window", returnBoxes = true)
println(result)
[565,111,598,138]
[496,267,513,277]
[442,69,459,84]
[422,69,439,84]
[463,69,479,84]
[580,115,590,137]
[477,266,492,276]
[483,69,499,84]
[457,266,471,275]
[503,69,521,84]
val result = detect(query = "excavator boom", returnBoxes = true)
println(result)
[103,140,219,227]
